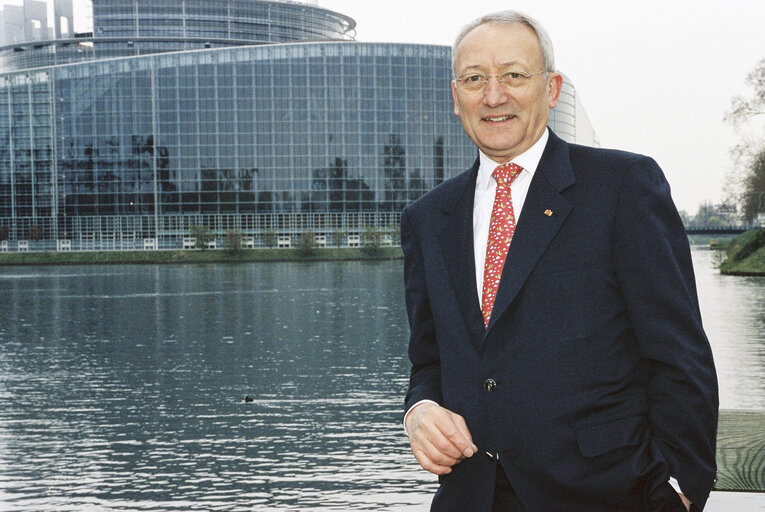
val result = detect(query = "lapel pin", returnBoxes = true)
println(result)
[544,209,554,217]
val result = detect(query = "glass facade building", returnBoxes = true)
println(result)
[0,0,597,250]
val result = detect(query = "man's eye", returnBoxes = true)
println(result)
[464,74,484,83]
[505,72,523,79]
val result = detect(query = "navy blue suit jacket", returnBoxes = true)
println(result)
[401,130,718,512]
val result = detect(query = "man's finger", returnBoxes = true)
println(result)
[447,412,478,456]
[428,409,477,458]
[417,434,463,466]
[412,446,455,475]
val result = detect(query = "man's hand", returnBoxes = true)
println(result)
[405,402,478,475]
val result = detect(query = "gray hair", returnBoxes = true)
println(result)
[451,11,556,78]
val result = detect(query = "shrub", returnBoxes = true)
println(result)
[224,229,244,253]
[262,229,277,248]
[362,225,382,255]
[296,231,317,256]
[190,225,213,249]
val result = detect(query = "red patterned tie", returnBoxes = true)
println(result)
[481,162,523,328]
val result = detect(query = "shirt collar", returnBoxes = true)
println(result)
[476,127,549,191]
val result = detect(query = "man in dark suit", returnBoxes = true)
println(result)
[401,11,718,512]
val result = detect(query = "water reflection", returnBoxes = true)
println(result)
[0,262,433,510]
[692,249,765,409]
[0,251,764,510]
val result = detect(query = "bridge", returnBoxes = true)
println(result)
[685,226,761,235]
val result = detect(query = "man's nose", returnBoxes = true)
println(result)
[482,77,509,107]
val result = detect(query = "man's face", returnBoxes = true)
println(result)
[451,22,562,164]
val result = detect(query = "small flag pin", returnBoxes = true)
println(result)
[544,209,554,217]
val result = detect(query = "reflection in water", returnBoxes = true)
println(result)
[0,250,763,510]
[0,262,433,510]
[692,249,765,410]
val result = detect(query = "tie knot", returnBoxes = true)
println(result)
[492,162,523,187]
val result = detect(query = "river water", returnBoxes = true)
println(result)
[0,248,763,511]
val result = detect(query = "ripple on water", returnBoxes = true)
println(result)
[1,257,763,509]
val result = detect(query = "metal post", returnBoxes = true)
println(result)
[150,59,159,246]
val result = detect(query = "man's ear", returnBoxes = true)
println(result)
[451,81,461,117]
[547,72,563,109]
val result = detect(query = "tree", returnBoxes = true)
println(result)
[224,229,244,253]
[362,225,382,255]
[725,59,765,127]
[725,59,765,222]
[383,134,407,212]
[190,225,213,249]
[738,149,765,223]
[689,201,731,228]
[262,229,277,249]
[296,231,317,256]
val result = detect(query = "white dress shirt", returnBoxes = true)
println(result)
[473,129,549,304]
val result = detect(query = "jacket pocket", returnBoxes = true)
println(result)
[575,414,648,458]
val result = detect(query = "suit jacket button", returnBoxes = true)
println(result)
[484,378,497,392]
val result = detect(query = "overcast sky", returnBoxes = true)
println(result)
[320,0,765,214]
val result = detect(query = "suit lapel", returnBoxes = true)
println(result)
[437,158,485,347]
[484,132,576,338]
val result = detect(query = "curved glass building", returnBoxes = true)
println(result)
[0,0,597,250]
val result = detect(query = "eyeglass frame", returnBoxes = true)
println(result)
[453,69,551,91]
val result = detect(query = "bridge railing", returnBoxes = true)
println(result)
[685,226,762,235]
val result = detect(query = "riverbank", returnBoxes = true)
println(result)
[0,247,404,266]
[718,228,765,276]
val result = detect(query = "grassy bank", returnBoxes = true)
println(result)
[0,247,403,266]
[717,229,765,276]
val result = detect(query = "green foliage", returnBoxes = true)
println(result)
[296,231,317,256]
[224,229,244,253]
[262,229,277,248]
[727,228,765,263]
[706,216,723,228]
[688,202,730,228]
[718,228,765,274]
[189,225,213,249]
[362,225,382,255]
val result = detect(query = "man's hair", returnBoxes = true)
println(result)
[451,11,556,78]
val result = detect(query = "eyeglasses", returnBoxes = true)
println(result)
[454,70,548,92]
